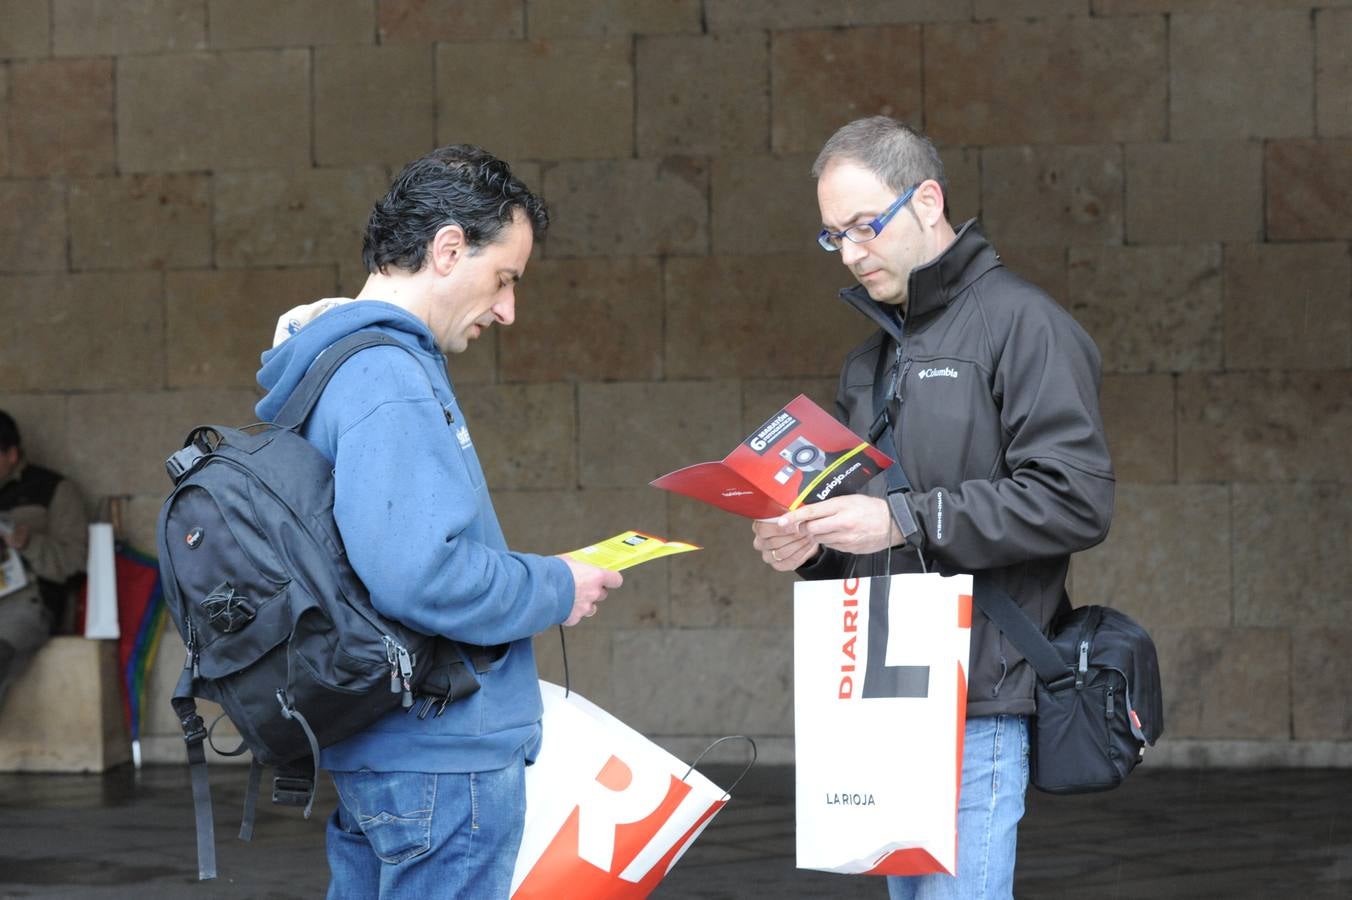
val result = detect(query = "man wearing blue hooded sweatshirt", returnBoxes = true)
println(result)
[255,145,623,899]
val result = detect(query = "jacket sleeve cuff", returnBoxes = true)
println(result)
[887,490,923,550]
[546,556,576,625]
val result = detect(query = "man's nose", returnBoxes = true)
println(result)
[494,292,516,326]
[840,240,867,267]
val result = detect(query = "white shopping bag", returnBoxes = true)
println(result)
[794,573,972,876]
[83,522,120,639]
[511,681,748,899]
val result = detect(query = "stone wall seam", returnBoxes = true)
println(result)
[307,45,316,167]
[629,33,639,159]
[1163,11,1171,143]
[1307,7,1318,138]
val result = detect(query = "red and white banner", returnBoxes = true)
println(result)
[511,681,730,899]
[794,573,972,876]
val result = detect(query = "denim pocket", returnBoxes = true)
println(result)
[333,770,435,865]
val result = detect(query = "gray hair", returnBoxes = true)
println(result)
[811,116,947,206]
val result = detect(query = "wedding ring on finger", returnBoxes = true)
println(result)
[771,548,781,562]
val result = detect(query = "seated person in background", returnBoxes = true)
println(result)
[0,410,88,710]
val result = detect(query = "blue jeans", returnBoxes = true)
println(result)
[888,715,1029,900]
[325,756,526,899]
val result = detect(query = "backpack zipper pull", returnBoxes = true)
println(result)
[1076,639,1089,689]
[184,621,200,678]
[396,645,415,709]
[383,636,401,694]
[1106,686,1115,717]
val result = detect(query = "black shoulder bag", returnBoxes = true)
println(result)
[972,582,1164,794]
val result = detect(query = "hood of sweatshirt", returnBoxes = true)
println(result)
[255,300,441,423]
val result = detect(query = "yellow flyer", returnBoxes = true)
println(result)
[566,531,700,572]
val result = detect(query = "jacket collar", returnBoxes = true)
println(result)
[839,219,1000,339]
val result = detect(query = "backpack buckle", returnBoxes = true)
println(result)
[272,774,314,807]
[166,445,206,483]
[867,406,890,444]
[180,713,208,745]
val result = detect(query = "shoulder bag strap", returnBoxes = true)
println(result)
[970,577,1072,685]
[868,335,913,494]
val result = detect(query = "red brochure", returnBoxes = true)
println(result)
[650,394,895,519]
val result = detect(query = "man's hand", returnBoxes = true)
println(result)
[5,523,29,551]
[752,518,821,572]
[558,555,623,626]
[772,495,903,556]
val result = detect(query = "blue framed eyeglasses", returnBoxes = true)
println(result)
[817,183,920,252]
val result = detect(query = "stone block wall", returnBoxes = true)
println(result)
[2,0,1349,767]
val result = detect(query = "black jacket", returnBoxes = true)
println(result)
[800,220,1115,717]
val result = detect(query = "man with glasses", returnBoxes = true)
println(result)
[752,117,1114,898]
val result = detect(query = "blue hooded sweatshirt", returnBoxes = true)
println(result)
[256,300,574,773]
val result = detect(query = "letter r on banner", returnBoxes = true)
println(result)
[574,754,688,874]
[510,683,733,900]
[516,752,705,897]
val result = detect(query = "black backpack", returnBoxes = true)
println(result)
[158,331,493,880]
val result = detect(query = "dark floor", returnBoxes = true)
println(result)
[1,763,1350,898]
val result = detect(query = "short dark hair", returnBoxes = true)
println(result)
[0,411,19,453]
[812,116,948,216]
[361,145,550,275]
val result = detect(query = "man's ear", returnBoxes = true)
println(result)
[429,224,468,275]
[915,179,947,229]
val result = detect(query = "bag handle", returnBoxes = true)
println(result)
[271,331,405,430]
[683,734,758,800]
[556,624,572,697]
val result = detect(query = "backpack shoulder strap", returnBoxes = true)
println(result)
[171,675,218,880]
[272,331,409,430]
